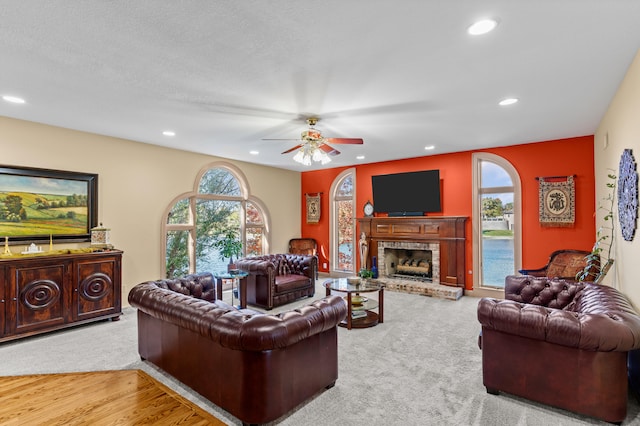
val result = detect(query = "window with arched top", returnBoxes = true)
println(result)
[472,153,522,288]
[162,163,269,278]
[330,169,356,274]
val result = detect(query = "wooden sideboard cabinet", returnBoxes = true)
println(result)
[0,250,122,343]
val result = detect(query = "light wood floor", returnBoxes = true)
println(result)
[0,369,226,425]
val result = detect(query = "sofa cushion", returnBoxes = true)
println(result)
[278,258,292,275]
[275,274,311,293]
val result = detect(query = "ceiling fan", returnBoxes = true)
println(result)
[263,117,364,165]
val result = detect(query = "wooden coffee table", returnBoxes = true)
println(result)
[324,278,384,330]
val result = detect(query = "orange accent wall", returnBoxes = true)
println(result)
[301,135,595,290]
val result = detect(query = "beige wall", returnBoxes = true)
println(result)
[595,49,640,306]
[0,117,301,302]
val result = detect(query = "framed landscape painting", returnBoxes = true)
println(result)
[0,165,98,244]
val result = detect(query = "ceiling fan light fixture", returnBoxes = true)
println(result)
[292,144,331,166]
[293,149,305,163]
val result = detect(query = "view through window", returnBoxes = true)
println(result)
[479,159,518,287]
[332,170,355,273]
[163,164,268,278]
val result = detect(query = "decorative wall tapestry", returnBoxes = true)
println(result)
[306,193,321,224]
[538,175,575,227]
[618,149,638,241]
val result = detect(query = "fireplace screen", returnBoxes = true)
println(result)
[384,249,433,280]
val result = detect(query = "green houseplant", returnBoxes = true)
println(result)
[576,172,617,283]
[213,229,243,270]
[359,268,374,279]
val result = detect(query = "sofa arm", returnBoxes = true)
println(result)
[477,297,640,351]
[505,275,584,309]
[236,257,276,277]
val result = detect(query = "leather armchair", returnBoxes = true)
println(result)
[235,254,317,309]
[518,249,591,280]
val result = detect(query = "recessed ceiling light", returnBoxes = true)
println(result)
[162,130,175,136]
[468,19,498,35]
[424,145,435,150]
[250,150,259,155]
[2,95,26,104]
[499,98,519,106]
[356,155,365,160]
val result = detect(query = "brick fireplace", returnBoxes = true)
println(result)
[358,216,467,299]
[378,240,440,282]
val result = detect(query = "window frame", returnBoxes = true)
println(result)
[330,168,356,276]
[472,153,522,289]
[161,162,270,278]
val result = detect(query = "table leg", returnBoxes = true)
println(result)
[215,277,223,302]
[378,287,384,323]
[238,276,247,309]
[346,292,352,330]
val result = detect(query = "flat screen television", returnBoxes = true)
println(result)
[371,170,441,216]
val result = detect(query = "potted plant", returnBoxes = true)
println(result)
[359,268,374,279]
[577,172,616,283]
[213,229,243,271]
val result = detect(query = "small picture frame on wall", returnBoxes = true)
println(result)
[0,165,98,244]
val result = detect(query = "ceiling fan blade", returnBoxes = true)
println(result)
[324,137,364,145]
[281,144,303,154]
[263,138,303,141]
[319,143,341,156]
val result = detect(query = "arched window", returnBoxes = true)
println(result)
[163,163,269,278]
[472,153,522,289]
[330,169,356,274]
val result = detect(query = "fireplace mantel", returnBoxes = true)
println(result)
[358,216,467,287]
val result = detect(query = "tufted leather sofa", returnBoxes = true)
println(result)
[477,275,640,423]
[128,273,347,426]
[235,254,317,309]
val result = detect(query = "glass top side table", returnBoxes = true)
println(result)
[213,271,249,309]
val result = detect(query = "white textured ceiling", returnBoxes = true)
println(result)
[1,1,639,171]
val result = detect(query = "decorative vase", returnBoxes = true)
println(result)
[371,256,378,278]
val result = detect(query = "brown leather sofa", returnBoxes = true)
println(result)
[477,275,640,423]
[235,254,317,309]
[128,273,347,426]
